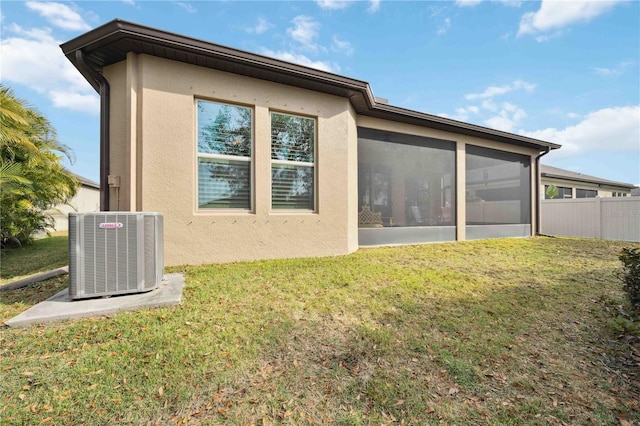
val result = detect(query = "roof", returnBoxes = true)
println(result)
[541,165,636,190]
[61,19,561,152]
[71,172,100,189]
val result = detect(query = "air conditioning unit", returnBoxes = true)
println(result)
[68,212,164,299]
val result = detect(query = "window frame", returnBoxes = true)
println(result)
[269,111,317,212]
[195,98,254,212]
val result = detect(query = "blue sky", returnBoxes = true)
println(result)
[2,0,639,185]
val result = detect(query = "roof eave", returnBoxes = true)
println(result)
[541,173,636,189]
[61,19,561,152]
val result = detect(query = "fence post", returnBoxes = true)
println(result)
[596,197,602,240]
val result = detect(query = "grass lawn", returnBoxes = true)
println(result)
[0,234,69,285]
[1,237,639,425]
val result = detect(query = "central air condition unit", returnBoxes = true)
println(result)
[68,212,164,299]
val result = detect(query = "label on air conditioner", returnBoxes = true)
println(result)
[99,222,124,229]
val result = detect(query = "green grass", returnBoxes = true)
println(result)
[1,237,639,425]
[1,234,69,285]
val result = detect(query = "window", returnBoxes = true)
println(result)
[576,188,597,198]
[545,185,572,199]
[271,112,315,210]
[197,100,252,209]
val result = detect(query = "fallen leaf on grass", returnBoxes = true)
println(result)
[427,407,435,414]
[395,400,404,406]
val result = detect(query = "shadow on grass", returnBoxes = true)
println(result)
[2,238,638,425]
[211,270,638,425]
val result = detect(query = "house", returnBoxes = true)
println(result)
[61,19,561,266]
[48,173,100,232]
[541,165,636,199]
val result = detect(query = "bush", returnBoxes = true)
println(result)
[618,247,640,312]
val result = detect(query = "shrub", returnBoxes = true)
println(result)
[618,247,640,312]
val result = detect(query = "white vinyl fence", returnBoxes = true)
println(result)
[541,198,640,242]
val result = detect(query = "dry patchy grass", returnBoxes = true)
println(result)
[1,237,638,425]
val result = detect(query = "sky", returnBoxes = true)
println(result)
[2,0,639,186]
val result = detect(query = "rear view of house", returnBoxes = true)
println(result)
[61,19,560,266]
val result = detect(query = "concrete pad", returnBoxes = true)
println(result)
[4,273,184,328]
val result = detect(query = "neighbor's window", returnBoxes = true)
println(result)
[545,185,572,199]
[197,100,252,209]
[271,112,315,210]
[576,188,597,198]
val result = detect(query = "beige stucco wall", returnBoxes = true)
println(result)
[105,54,359,266]
[103,54,544,266]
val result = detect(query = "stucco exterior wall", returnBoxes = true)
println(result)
[48,184,100,232]
[105,54,358,266]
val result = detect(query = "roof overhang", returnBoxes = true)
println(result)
[541,172,636,190]
[61,19,561,152]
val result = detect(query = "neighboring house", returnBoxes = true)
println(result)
[48,173,100,232]
[61,20,561,266]
[541,165,636,199]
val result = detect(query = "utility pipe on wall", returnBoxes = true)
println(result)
[535,147,551,235]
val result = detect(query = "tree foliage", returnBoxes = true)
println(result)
[619,247,640,312]
[0,84,78,246]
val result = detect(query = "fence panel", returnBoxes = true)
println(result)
[541,198,640,242]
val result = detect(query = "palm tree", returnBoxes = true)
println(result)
[0,84,79,245]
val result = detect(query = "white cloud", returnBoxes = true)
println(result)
[591,61,633,76]
[518,0,624,38]
[437,18,452,35]
[287,15,320,49]
[499,0,522,7]
[485,102,527,132]
[465,80,536,100]
[450,106,481,121]
[175,2,197,13]
[50,90,100,113]
[520,106,640,155]
[316,0,352,10]
[245,18,273,35]
[260,48,339,73]
[1,24,99,114]
[331,36,354,55]
[25,1,90,31]
[481,99,498,112]
[456,0,482,7]
[368,0,381,13]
